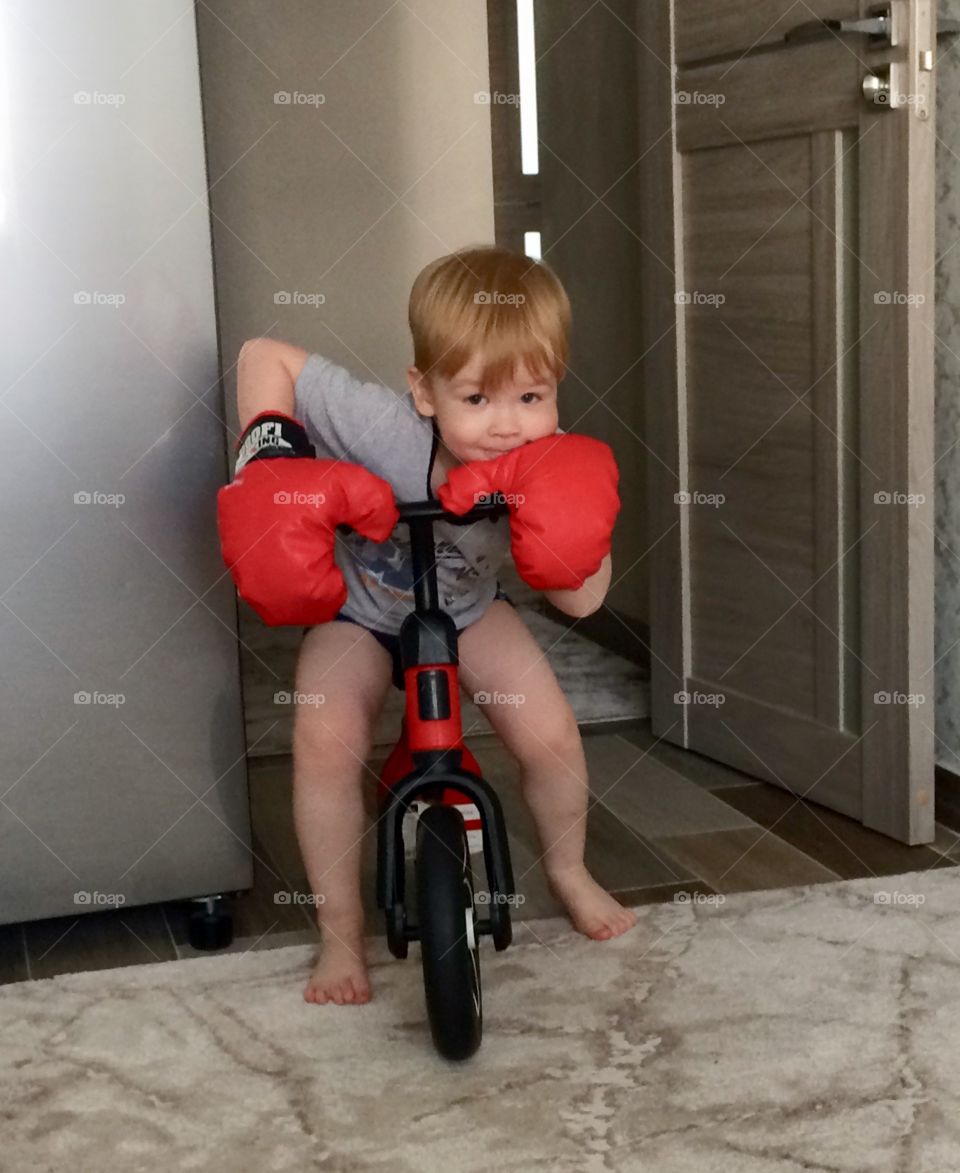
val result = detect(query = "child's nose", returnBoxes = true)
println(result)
[491,418,520,439]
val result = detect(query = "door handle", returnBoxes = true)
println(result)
[784,5,891,47]
[785,6,960,48]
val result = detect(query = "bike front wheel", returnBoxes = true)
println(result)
[415,803,482,1061]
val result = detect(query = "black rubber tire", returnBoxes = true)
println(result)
[415,804,482,1061]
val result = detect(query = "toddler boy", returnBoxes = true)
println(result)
[218,246,637,1006]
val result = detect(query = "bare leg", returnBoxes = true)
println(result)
[515,725,637,940]
[457,601,638,941]
[292,621,393,1004]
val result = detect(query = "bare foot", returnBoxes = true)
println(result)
[545,864,638,941]
[303,924,371,1006]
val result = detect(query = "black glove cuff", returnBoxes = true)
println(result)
[234,412,316,473]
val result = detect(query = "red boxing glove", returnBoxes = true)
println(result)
[217,412,399,626]
[437,433,620,590]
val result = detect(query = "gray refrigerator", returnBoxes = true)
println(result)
[0,1,252,930]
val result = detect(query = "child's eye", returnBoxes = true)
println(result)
[520,392,542,404]
[465,393,485,405]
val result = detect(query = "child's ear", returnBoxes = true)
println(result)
[407,366,436,417]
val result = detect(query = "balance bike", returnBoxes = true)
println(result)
[374,495,517,1061]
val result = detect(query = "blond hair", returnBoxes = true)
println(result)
[408,245,571,391]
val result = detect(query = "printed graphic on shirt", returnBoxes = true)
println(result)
[435,539,491,608]
[344,525,498,609]
[353,535,415,602]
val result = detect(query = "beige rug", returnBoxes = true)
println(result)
[3,866,959,1170]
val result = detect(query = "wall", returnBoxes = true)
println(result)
[934,10,960,771]
[196,0,495,412]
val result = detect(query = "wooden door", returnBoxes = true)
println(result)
[640,1,936,843]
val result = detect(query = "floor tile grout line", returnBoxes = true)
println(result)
[158,902,179,959]
[21,923,31,981]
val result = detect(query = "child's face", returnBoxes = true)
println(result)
[407,351,560,466]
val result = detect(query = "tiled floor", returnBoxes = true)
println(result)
[4,716,960,986]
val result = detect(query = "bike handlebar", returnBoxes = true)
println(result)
[395,495,510,526]
[335,495,509,537]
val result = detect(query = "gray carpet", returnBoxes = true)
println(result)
[3,866,958,1170]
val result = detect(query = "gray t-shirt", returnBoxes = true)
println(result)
[293,352,512,634]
